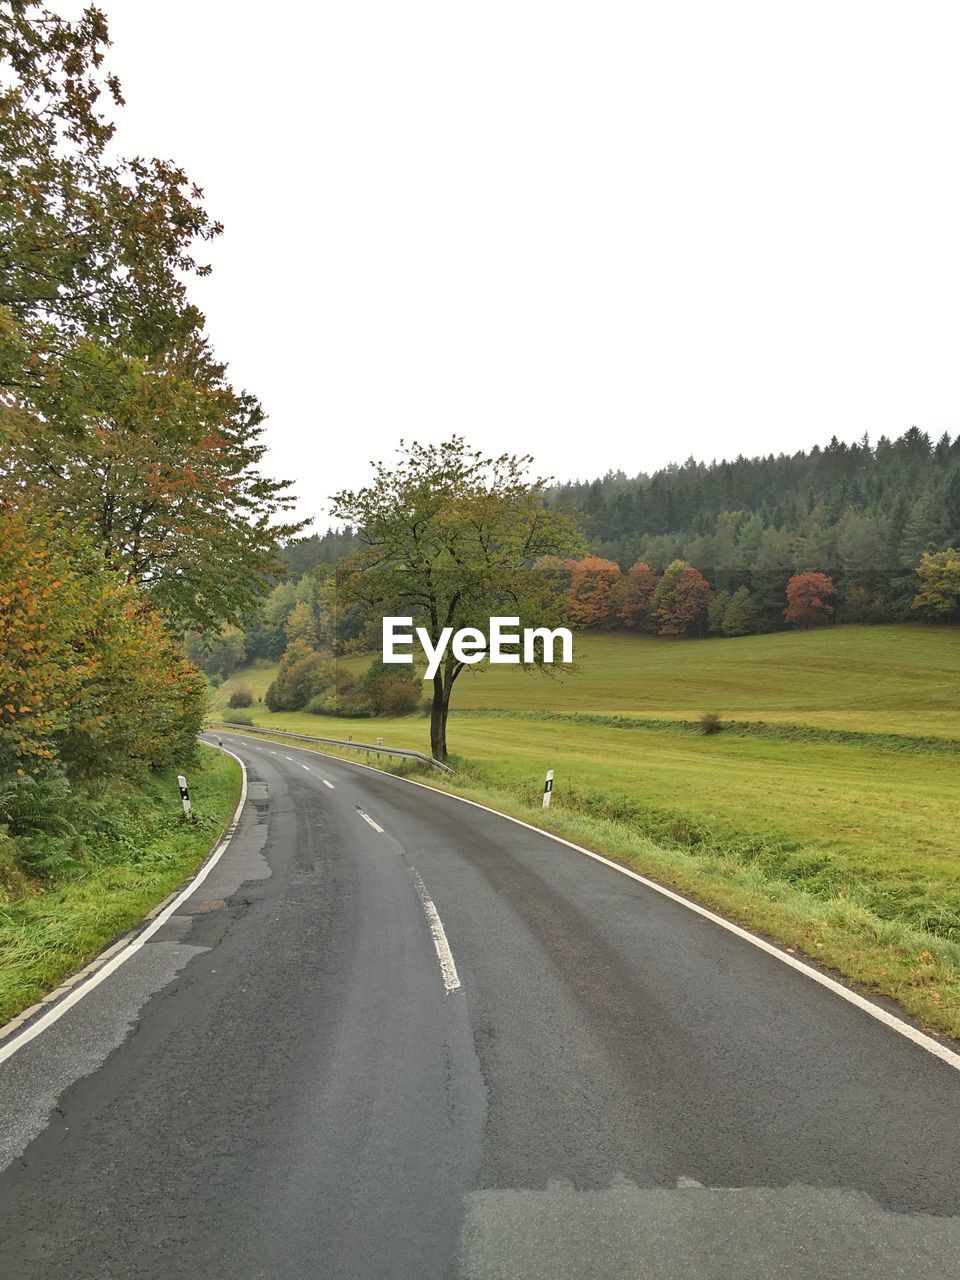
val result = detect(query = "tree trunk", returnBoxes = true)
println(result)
[430,671,448,762]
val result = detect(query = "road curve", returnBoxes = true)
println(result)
[0,731,958,1278]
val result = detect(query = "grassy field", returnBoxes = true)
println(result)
[212,624,960,1039]
[0,746,241,1025]
[220,624,960,735]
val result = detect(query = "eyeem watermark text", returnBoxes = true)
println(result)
[383,617,573,680]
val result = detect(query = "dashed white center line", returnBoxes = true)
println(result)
[285,756,294,761]
[322,779,335,789]
[355,808,384,834]
[300,763,311,771]
[410,868,461,993]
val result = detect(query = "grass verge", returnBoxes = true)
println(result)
[213,725,960,1043]
[0,745,241,1027]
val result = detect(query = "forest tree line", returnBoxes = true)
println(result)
[549,428,960,627]
[1,5,296,881]
[201,427,960,696]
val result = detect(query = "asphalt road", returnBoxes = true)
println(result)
[1,732,959,1278]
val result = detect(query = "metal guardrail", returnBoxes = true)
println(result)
[209,720,453,773]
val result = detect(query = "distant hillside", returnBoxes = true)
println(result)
[551,428,960,616]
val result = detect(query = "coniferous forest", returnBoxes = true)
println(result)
[548,427,960,629]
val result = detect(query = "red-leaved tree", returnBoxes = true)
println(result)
[652,561,714,636]
[783,572,836,627]
[616,562,659,629]
[568,557,622,628]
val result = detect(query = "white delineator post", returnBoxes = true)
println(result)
[542,769,554,809]
[177,775,192,820]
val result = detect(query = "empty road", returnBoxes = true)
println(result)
[0,731,958,1278]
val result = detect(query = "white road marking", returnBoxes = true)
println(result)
[322,779,335,789]
[0,747,249,1065]
[356,808,384,834]
[300,763,311,771]
[285,756,294,761]
[209,730,960,1074]
[410,868,461,993]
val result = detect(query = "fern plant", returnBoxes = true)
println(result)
[0,771,76,838]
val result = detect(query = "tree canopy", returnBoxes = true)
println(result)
[331,438,584,760]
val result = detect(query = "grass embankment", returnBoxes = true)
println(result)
[0,746,241,1026]
[212,625,960,1038]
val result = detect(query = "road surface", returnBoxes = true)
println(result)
[0,731,958,1278]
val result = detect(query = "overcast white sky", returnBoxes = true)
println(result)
[88,1,960,525]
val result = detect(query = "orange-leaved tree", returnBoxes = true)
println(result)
[783,572,836,627]
[651,560,714,636]
[0,506,205,780]
[568,557,622,628]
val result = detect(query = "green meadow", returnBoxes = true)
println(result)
[212,624,960,1039]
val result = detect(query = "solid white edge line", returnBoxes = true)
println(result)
[0,747,249,1067]
[410,868,461,993]
[211,730,960,1074]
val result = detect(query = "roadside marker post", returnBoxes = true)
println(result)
[542,769,554,809]
[177,775,192,821]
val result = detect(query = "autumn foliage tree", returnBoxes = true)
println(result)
[615,562,658,629]
[783,572,837,627]
[0,507,204,780]
[568,557,622,628]
[651,561,714,636]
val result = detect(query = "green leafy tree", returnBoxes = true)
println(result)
[721,586,761,636]
[912,549,960,618]
[0,2,220,385]
[2,342,302,631]
[285,600,319,650]
[707,588,731,635]
[331,438,584,761]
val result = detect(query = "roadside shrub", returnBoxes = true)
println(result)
[228,686,254,709]
[226,709,254,726]
[265,644,334,711]
[361,658,421,716]
[700,712,724,735]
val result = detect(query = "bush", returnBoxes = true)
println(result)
[361,658,421,716]
[374,674,422,716]
[228,686,253,709]
[265,644,334,711]
[225,710,254,726]
[700,712,724,735]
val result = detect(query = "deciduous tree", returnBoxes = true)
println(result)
[568,557,622,628]
[615,562,658,630]
[651,560,714,637]
[331,438,584,761]
[783,572,836,627]
[912,549,960,618]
